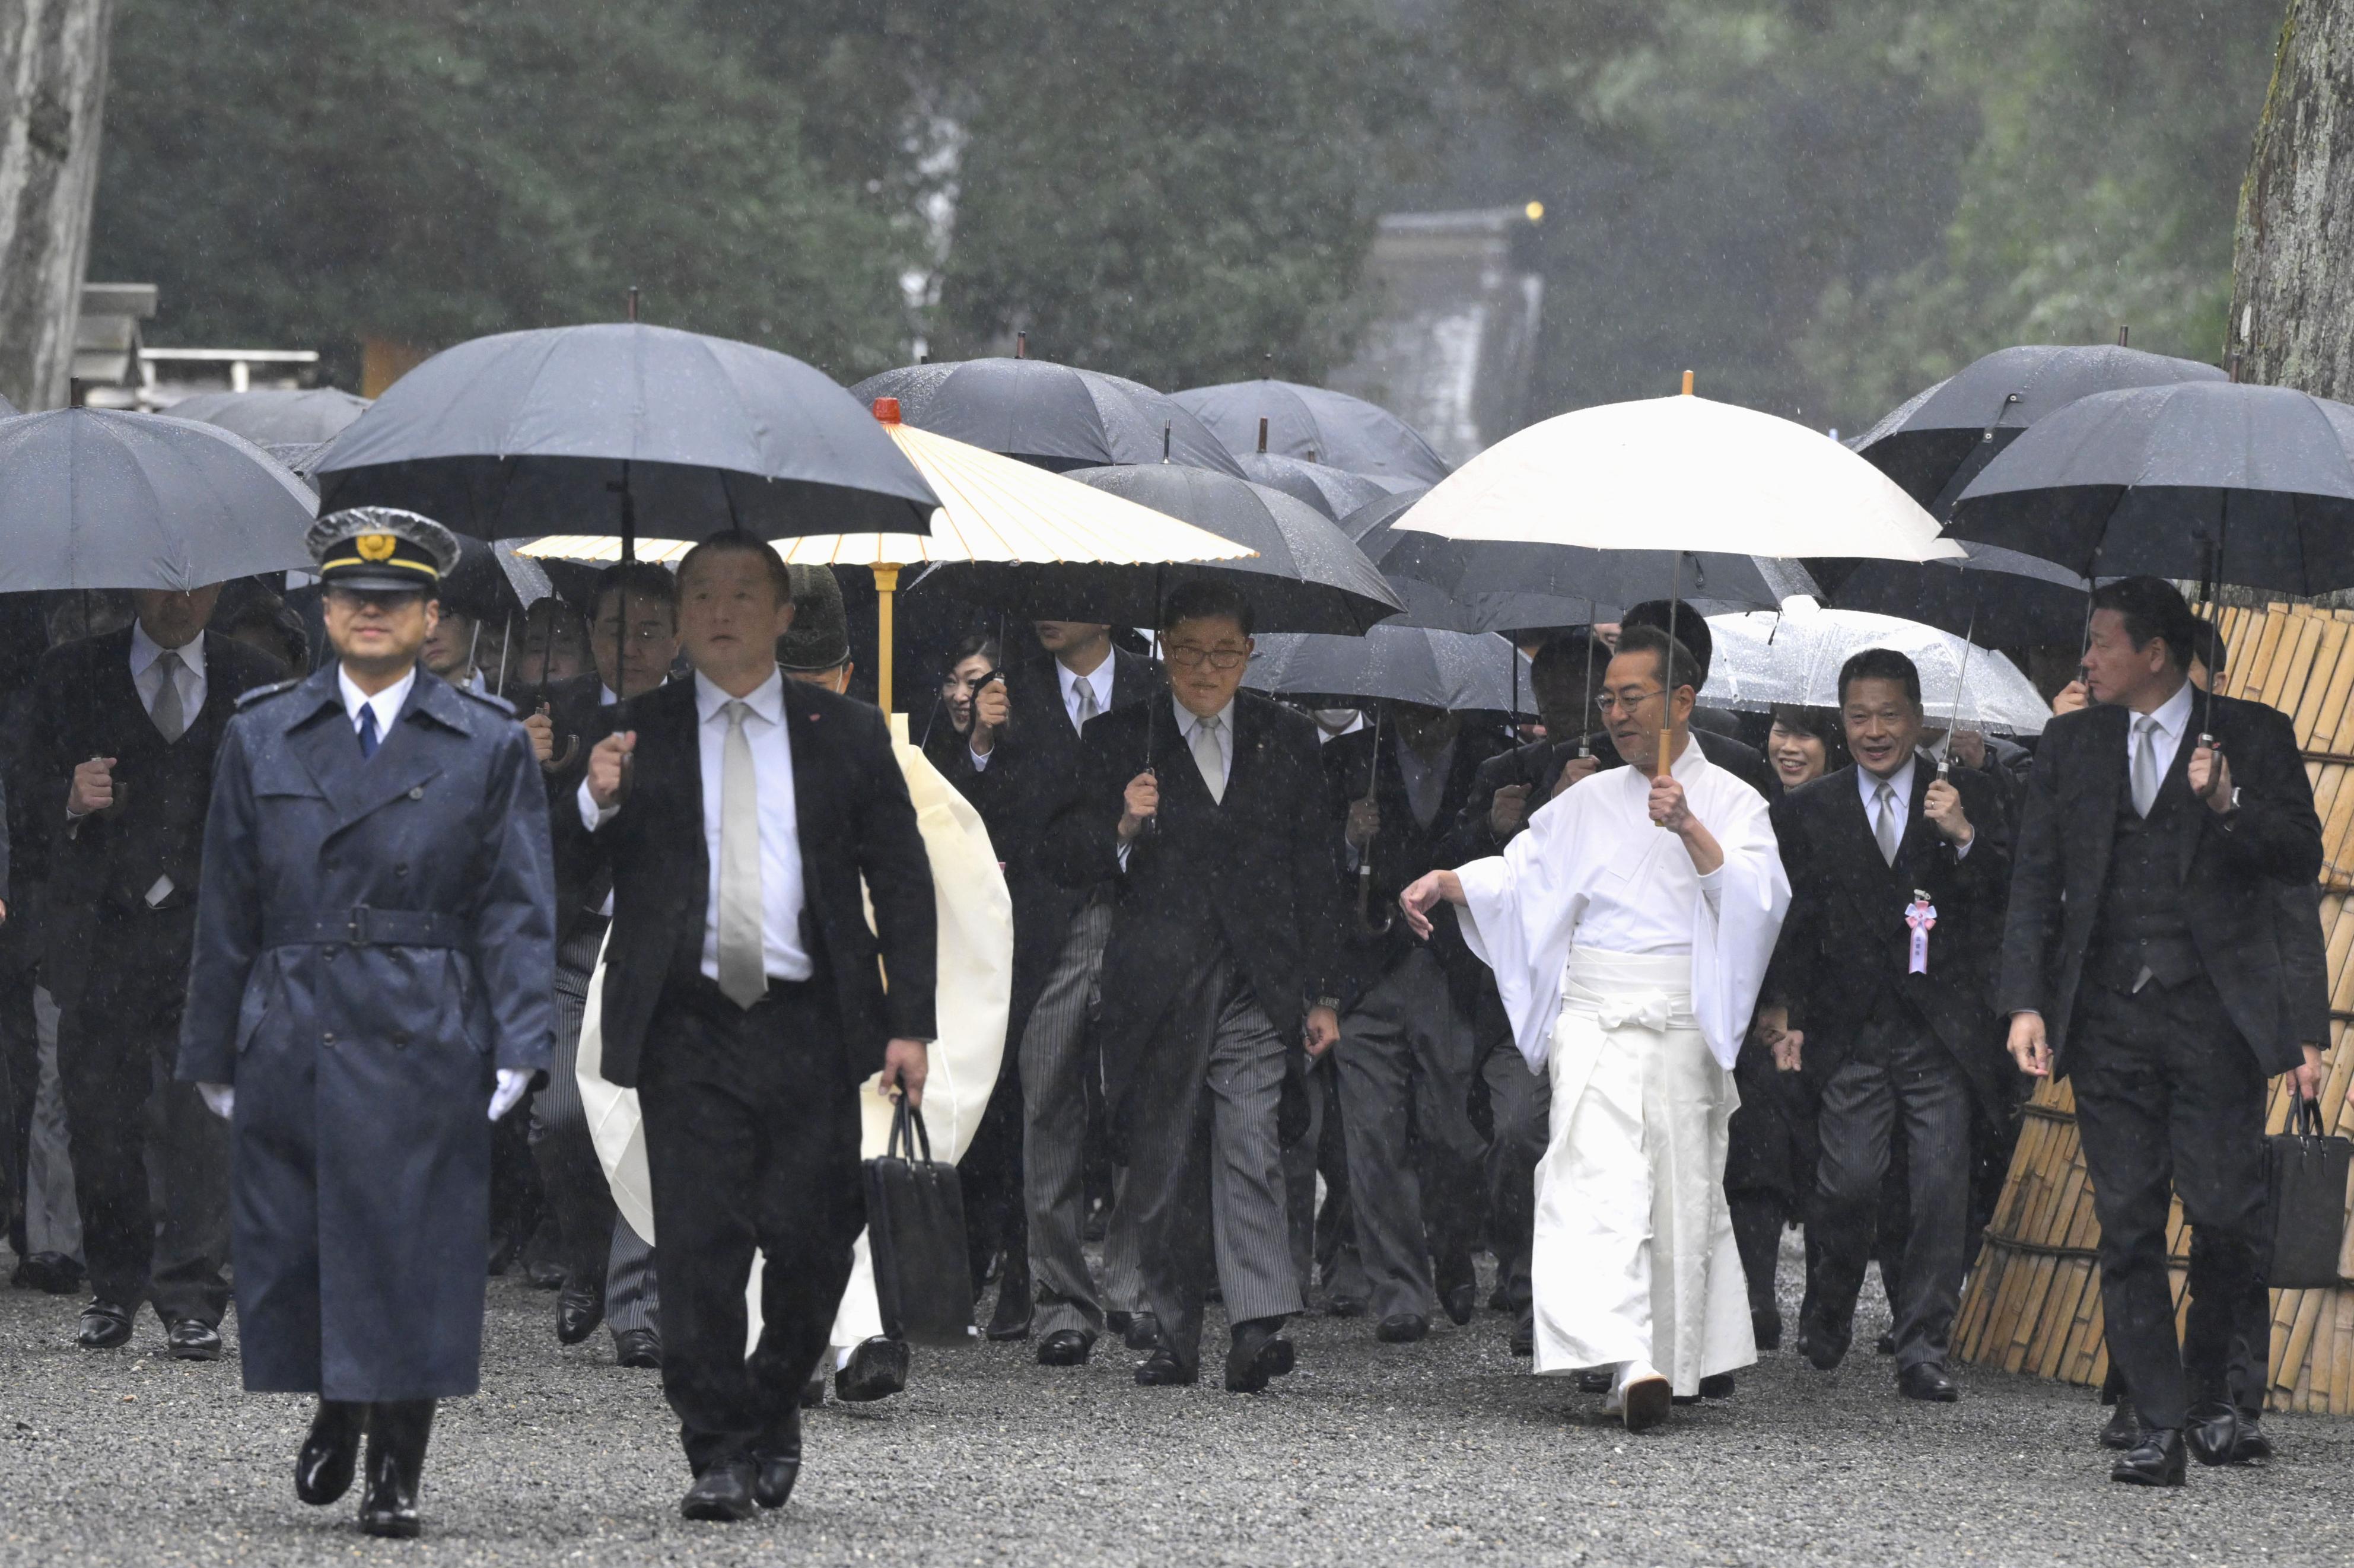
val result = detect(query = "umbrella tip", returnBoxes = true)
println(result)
[1680,369,1694,396]
[2228,351,2243,384]
[1262,351,1273,379]
[1016,330,1027,360]
[2116,325,2129,346]
[1162,423,1172,462]
[627,285,640,323]
[1258,416,1269,454]
[872,397,902,425]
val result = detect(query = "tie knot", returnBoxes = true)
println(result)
[1876,780,1895,800]
[2136,715,2158,736]
[156,648,182,672]
[725,699,752,727]
[1198,713,1221,734]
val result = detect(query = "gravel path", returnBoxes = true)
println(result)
[5,1236,2350,1567]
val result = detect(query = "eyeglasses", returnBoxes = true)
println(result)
[1595,686,1665,714]
[1166,645,1248,670]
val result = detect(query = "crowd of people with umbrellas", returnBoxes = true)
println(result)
[1,316,2347,1531]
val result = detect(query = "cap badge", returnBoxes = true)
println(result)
[357,534,398,562]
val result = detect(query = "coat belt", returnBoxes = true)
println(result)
[264,907,463,949]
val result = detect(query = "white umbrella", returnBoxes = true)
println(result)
[1700,600,2049,735]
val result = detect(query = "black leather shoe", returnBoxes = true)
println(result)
[11,1251,84,1294]
[1441,1283,1478,1327]
[1510,1309,1535,1359]
[1123,1311,1162,1351]
[2099,1396,2142,1450]
[1036,1329,1093,1367]
[613,1328,661,1369]
[986,1262,1033,1341]
[76,1300,132,1349]
[1375,1313,1428,1344]
[166,1318,223,1361]
[1875,1331,1897,1356]
[752,1408,801,1509]
[2184,1401,2241,1468]
[2110,1426,2187,1487]
[1796,1324,1846,1372]
[358,1400,434,1537]
[526,1260,567,1290]
[1576,1369,1614,1394]
[836,1335,909,1402]
[681,1458,758,1522]
[1134,1348,1197,1385]
[1105,1310,1133,1337]
[1897,1363,1959,1402]
[294,1401,366,1506]
[1224,1318,1295,1394]
[1325,1295,1367,1319]
[1698,1374,1735,1399]
[2230,1410,2275,1464]
[1752,1308,1783,1351]
[555,1283,605,1346]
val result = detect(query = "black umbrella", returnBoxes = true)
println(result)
[1808,540,2095,645]
[1233,451,1407,522]
[851,358,1245,478]
[1850,343,2226,516]
[1946,380,2354,597]
[933,465,1400,634]
[1172,379,1451,486]
[315,323,937,545]
[168,387,372,446]
[1245,625,1535,714]
[1343,489,1805,634]
[0,409,315,591]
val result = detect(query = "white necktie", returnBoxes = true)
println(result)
[150,650,187,743]
[2131,715,2161,818]
[1192,713,1226,804]
[1874,779,1900,865]
[1073,676,1100,732]
[717,701,766,1008]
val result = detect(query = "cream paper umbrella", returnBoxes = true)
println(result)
[575,733,1014,1354]
[521,399,1255,719]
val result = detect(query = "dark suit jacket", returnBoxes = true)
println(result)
[1764,759,2013,1115]
[1041,691,1344,1106]
[26,626,288,1000]
[1998,692,2323,1077]
[537,671,633,946]
[568,675,937,1089]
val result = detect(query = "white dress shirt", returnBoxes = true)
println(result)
[131,621,206,724]
[578,670,812,984]
[1856,750,1973,858]
[1173,695,1233,790]
[337,663,414,742]
[1059,656,1116,733]
[2130,679,2196,783]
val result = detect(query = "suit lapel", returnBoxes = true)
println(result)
[330,677,450,831]
[1826,766,1897,925]
[1893,760,1939,881]
[781,684,826,916]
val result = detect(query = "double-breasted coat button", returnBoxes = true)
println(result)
[323,1031,336,1045]
[408,785,424,800]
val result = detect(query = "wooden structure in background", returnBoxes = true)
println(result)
[1955,600,2354,1413]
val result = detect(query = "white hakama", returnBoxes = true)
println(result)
[1455,743,1787,1395]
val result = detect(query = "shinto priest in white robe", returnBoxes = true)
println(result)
[1455,738,1788,1395]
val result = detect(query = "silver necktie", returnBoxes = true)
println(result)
[150,650,187,743]
[1874,779,1900,865]
[1191,713,1226,804]
[716,701,766,1009]
[1073,676,1100,732]
[2131,715,2161,818]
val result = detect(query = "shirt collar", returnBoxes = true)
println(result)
[600,683,622,707]
[1059,655,1114,708]
[694,666,786,724]
[130,620,205,679]
[1858,752,1917,806]
[1395,732,1456,778]
[2142,679,2195,740]
[337,663,415,724]
[1174,694,1235,736]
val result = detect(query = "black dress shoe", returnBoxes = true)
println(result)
[2110,1426,2186,1487]
[1698,1373,1735,1399]
[1375,1313,1428,1344]
[166,1318,223,1361]
[752,1407,802,1509]
[1577,1369,1614,1394]
[2098,1396,2142,1451]
[1224,1318,1295,1394]
[1105,1310,1133,1337]
[1325,1295,1368,1319]
[1134,1348,1197,1385]
[11,1251,84,1295]
[986,1260,1034,1341]
[1796,1325,1845,1372]
[294,1401,366,1506]
[555,1283,605,1346]
[1036,1329,1093,1366]
[1123,1311,1162,1351]
[1897,1363,1959,1402]
[1441,1283,1479,1327]
[682,1458,758,1522]
[613,1328,662,1369]
[1752,1307,1783,1352]
[2184,1401,2241,1467]
[2230,1410,2275,1464]
[1875,1331,1897,1356]
[1510,1309,1535,1359]
[526,1260,567,1290]
[76,1300,133,1348]
[358,1399,435,1537]
[836,1335,910,1402]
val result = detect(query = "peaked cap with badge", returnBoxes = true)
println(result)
[307,507,461,594]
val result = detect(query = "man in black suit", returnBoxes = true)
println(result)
[1323,701,1511,1341]
[946,620,1161,1364]
[1756,648,2011,1402]
[572,534,936,1521]
[26,583,285,1359]
[521,561,677,1367]
[1042,579,1345,1392]
[2002,577,2323,1486]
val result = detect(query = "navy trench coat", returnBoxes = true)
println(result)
[177,663,555,1401]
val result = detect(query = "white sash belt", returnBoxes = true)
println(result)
[1551,947,1698,1110]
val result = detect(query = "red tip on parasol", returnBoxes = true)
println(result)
[872,397,903,424]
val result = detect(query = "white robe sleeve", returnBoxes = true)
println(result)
[1455,791,1590,1071]
[1686,780,1790,1069]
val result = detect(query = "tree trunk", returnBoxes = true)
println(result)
[2228,0,2354,397]
[0,0,114,412]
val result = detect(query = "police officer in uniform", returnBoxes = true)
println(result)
[177,508,556,1539]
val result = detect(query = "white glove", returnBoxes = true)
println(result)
[198,1082,234,1121]
[488,1068,530,1121]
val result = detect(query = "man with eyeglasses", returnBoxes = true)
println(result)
[178,507,555,1537]
[1043,579,1344,1393]
[1401,624,1788,1432]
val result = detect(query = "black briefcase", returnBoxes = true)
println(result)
[2266,1095,2352,1290]
[863,1099,977,1348]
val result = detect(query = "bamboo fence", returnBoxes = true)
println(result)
[1953,602,2354,1413]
